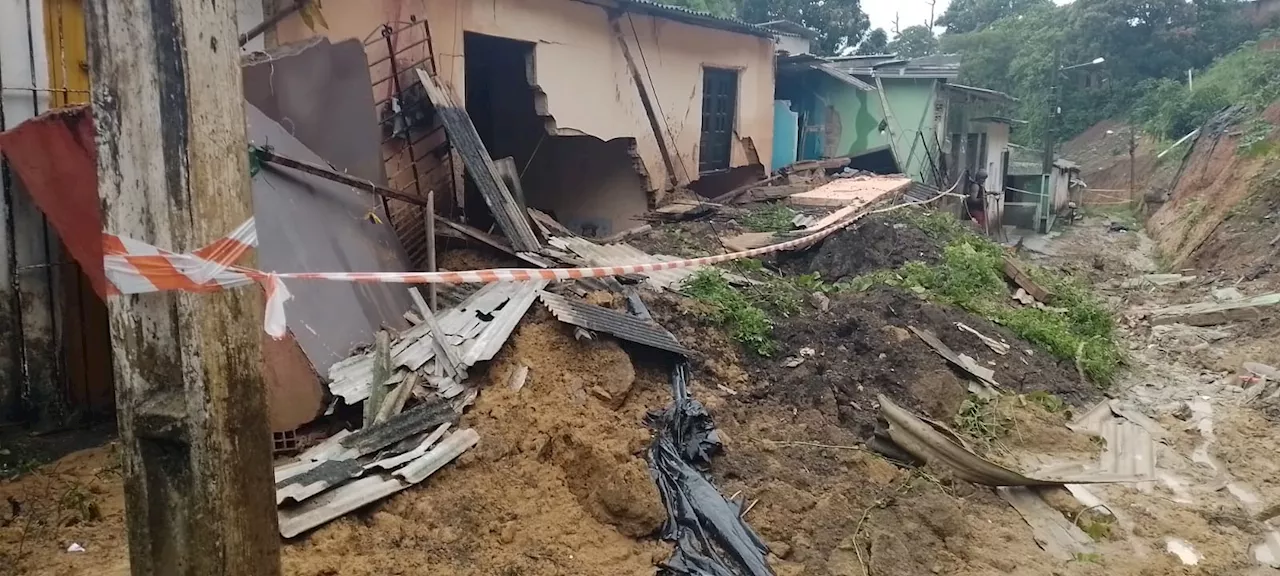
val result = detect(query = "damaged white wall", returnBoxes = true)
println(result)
[274,0,776,234]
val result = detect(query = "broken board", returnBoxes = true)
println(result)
[415,69,540,251]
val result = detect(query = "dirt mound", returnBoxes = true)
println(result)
[781,213,941,283]
[1149,102,1280,278]
[746,287,1095,434]
[284,312,671,575]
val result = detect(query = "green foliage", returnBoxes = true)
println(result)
[740,203,798,233]
[738,0,869,54]
[662,0,739,17]
[1072,552,1103,564]
[855,28,889,55]
[853,214,1122,384]
[889,25,939,58]
[1132,35,1280,140]
[954,395,1011,448]
[937,0,1051,34]
[942,0,1256,146]
[1026,390,1065,413]
[684,268,777,356]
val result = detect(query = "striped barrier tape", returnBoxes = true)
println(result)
[103,182,963,337]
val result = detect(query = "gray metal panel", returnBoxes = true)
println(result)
[246,104,415,377]
[539,291,692,356]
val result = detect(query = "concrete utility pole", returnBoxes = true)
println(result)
[83,1,282,574]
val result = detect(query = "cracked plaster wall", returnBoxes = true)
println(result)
[274,0,776,203]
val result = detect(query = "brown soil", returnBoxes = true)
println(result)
[2,313,674,576]
[780,213,942,283]
[1060,120,1162,198]
[1149,102,1280,274]
[750,287,1094,434]
[283,311,671,576]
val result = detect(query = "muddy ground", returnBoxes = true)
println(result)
[4,209,1280,575]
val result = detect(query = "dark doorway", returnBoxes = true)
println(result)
[847,146,900,175]
[699,67,738,173]
[462,32,648,237]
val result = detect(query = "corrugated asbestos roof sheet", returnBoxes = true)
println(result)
[947,83,1018,104]
[617,0,777,37]
[328,280,548,404]
[830,53,961,79]
[548,236,702,291]
[539,291,693,356]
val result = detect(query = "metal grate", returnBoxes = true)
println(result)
[364,17,456,270]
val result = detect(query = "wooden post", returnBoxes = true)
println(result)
[426,190,438,311]
[609,13,681,189]
[83,1,282,574]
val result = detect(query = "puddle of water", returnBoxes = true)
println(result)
[1166,538,1202,565]
[1156,471,1195,504]
[1253,529,1280,568]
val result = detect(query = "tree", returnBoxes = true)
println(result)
[936,0,1050,34]
[856,28,890,55]
[888,25,939,58]
[665,0,739,17]
[740,0,870,54]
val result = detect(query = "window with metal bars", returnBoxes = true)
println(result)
[699,67,738,174]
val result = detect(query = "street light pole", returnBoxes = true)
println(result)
[1041,48,1062,175]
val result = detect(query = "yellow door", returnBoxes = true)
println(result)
[43,0,90,107]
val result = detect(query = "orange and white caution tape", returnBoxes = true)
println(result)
[101,182,962,337]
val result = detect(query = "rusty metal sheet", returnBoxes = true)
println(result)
[247,104,415,377]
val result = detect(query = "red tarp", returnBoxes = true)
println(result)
[0,105,109,299]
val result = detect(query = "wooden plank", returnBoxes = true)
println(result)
[83,0,281,572]
[1002,255,1055,303]
[710,173,784,204]
[364,331,391,427]
[414,69,541,251]
[609,14,680,188]
[410,287,465,378]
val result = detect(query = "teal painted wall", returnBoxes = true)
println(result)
[837,78,939,181]
[772,100,799,170]
[775,73,943,182]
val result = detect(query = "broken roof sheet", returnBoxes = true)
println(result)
[947,83,1018,104]
[831,53,961,79]
[616,0,777,37]
[328,280,548,404]
[548,236,703,291]
[539,291,693,356]
[757,19,819,38]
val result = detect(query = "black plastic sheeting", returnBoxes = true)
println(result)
[646,363,774,576]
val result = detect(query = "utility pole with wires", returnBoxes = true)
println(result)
[83,0,282,574]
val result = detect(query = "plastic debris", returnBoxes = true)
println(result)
[67,543,85,553]
[646,363,773,576]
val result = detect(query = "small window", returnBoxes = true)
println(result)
[699,67,738,173]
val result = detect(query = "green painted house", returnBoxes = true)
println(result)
[774,54,1015,190]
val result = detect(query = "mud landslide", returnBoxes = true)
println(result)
[782,213,943,283]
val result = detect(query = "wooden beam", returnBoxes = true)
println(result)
[257,148,430,207]
[609,13,680,188]
[1002,255,1055,303]
[83,0,281,574]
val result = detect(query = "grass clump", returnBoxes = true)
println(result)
[954,395,1011,449]
[739,203,798,233]
[683,263,841,357]
[852,215,1123,385]
[683,268,777,356]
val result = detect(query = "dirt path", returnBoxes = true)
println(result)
[1018,217,1280,574]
